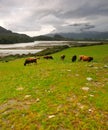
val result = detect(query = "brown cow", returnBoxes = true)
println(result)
[79,55,93,62]
[43,55,53,59]
[24,57,37,66]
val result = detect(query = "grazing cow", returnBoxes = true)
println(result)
[61,55,65,60]
[79,55,93,62]
[24,57,37,66]
[43,55,53,59]
[72,55,77,62]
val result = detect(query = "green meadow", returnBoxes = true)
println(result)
[0,44,108,129]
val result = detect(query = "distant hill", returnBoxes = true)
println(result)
[33,31,108,41]
[0,26,33,44]
[32,34,68,41]
[47,31,108,40]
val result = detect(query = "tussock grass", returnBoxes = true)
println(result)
[0,44,108,129]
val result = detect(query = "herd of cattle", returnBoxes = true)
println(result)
[24,54,93,66]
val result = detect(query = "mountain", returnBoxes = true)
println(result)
[0,26,33,44]
[1,25,108,44]
[0,26,12,34]
[47,31,108,40]
[32,34,68,41]
[33,31,108,41]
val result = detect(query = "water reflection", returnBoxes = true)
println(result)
[0,41,67,49]
[0,41,39,48]
[0,41,67,56]
[0,49,42,56]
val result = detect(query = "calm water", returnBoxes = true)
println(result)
[0,41,67,48]
[0,49,42,56]
[0,41,67,56]
[0,41,100,56]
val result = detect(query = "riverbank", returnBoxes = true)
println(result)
[0,45,69,62]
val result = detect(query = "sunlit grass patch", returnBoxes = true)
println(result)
[0,44,108,129]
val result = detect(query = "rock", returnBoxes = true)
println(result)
[75,74,79,77]
[104,65,108,68]
[67,70,71,72]
[82,87,90,91]
[89,94,94,97]
[94,67,98,69]
[36,98,40,102]
[24,95,31,99]
[88,64,94,67]
[77,103,85,110]
[86,77,93,81]
[16,87,24,91]
[48,115,55,119]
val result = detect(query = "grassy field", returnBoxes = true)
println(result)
[0,44,108,130]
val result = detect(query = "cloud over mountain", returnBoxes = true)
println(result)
[0,0,108,36]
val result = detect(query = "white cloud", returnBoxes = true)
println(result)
[18,25,55,36]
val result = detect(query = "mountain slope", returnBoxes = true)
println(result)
[0,26,33,44]
[0,26,12,34]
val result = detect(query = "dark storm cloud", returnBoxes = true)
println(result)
[0,0,108,36]
[80,24,95,32]
[68,23,83,26]
[57,0,108,19]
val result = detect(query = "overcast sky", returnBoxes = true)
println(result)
[0,0,108,36]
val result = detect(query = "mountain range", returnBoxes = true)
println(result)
[0,26,108,44]
[47,31,108,40]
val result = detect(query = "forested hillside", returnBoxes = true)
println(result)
[0,26,33,44]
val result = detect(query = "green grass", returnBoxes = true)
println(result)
[0,44,108,129]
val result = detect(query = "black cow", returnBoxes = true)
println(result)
[61,55,65,60]
[72,55,77,62]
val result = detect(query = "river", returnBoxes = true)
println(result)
[0,40,102,57]
[0,41,68,56]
